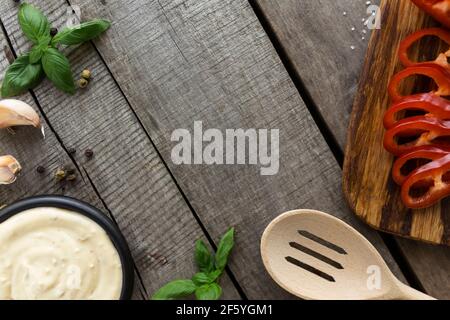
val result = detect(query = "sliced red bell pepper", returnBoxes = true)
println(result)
[392,146,449,185]
[398,27,450,67]
[401,153,450,208]
[411,0,450,29]
[383,93,450,129]
[384,116,450,155]
[388,63,450,102]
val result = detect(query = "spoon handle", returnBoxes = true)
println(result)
[396,282,436,300]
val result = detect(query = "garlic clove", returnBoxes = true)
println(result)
[0,155,21,185]
[0,99,41,129]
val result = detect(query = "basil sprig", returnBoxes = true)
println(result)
[1,3,111,97]
[152,228,235,301]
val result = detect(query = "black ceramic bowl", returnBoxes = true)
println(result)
[0,195,134,300]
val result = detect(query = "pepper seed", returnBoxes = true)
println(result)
[81,69,92,80]
[50,27,58,37]
[78,78,89,88]
[85,149,94,159]
[36,166,45,174]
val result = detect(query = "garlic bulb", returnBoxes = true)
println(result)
[0,99,41,129]
[0,155,21,185]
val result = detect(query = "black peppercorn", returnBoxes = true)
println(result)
[85,149,94,159]
[68,147,77,155]
[36,166,45,174]
[50,27,58,37]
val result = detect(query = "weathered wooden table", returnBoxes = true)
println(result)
[0,0,448,299]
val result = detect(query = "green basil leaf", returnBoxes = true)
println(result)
[192,270,221,286]
[18,3,51,44]
[208,269,222,282]
[192,272,211,286]
[152,280,197,300]
[195,240,214,273]
[52,19,111,46]
[29,41,48,64]
[215,227,235,271]
[195,283,222,301]
[41,48,75,94]
[1,54,43,97]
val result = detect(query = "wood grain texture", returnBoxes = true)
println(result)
[68,0,406,299]
[256,0,450,299]
[343,0,449,244]
[0,0,240,300]
[255,0,379,148]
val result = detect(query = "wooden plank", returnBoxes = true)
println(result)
[255,0,378,148]
[69,0,407,298]
[254,0,450,298]
[0,0,240,300]
[0,29,145,300]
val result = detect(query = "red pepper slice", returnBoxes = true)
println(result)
[411,0,450,29]
[398,28,450,67]
[401,153,450,208]
[384,116,450,155]
[383,93,450,129]
[392,146,449,185]
[388,63,450,102]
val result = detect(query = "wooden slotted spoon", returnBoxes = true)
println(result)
[260,209,436,300]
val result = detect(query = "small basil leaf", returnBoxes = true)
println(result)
[215,227,235,271]
[195,240,214,273]
[1,54,43,98]
[195,283,222,301]
[208,269,222,282]
[41,48,75,94]
[29,42,48,64]
[52,19,111,46]
[192,270,221,286]
[18,3,51,44]
[192,272,211,286]
[152,280,197,300]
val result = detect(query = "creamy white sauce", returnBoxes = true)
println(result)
[0,207,123,300]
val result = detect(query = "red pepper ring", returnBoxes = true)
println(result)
[399,28,450,67]
[383,93,450,129]
[388,63,450,102]
[384,116,450,156]
[401,153,450,209]
[411,0,450,29]
[392,146,450,185]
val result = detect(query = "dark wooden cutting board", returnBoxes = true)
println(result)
[343,0,450,246]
